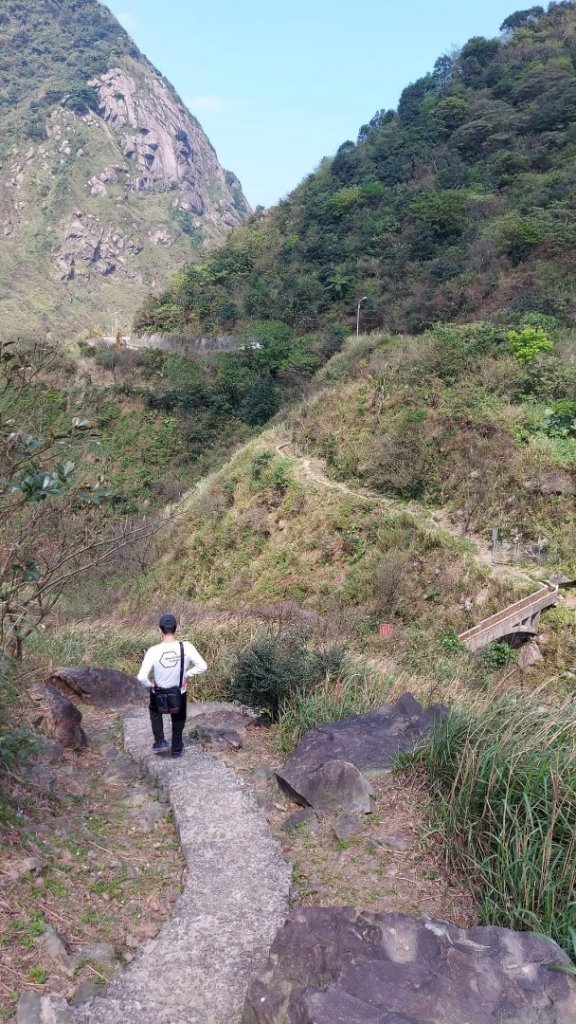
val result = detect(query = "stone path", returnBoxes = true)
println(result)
[71,709,291,1024]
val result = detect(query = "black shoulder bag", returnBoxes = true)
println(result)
[153,642,184,714]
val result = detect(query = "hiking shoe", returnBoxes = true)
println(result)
[171,748,183,758]
[152,740,169,754]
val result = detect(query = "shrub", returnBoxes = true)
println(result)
[406,695,576,958]
[507,325,554,363]
[229,627,344,722]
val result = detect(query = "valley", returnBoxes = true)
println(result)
[1,2,576,1022]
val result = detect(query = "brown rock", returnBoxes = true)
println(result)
[48,666,142,708]
[29,685,87,749]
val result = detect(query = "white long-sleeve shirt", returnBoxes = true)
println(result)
[137,640,207,693]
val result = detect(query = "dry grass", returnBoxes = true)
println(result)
[214,724,476,927]
[0,705,183,1020]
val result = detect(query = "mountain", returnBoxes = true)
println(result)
[136,2,576,338]
[0,0,250,337]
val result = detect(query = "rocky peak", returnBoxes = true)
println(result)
[93,68,225,216]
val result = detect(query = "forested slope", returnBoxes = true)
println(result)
[137,2,576,337]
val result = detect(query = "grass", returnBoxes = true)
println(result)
[277,662,393,752]
[403,691,576,959]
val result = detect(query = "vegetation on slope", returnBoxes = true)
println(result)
[407,693,576,958]
[0,0,141,131]
[137,2,576,338]
[290,321,576,567]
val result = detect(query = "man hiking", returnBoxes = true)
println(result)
[137,613,207,758]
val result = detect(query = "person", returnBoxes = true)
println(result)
[137,613,207,758]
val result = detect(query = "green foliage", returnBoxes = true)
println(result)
[406,695,576,959]
[477,641,516,671]
[229,627,345,722]
[0,0,141,118]
[135,2,576,338]
[507,325,554,363]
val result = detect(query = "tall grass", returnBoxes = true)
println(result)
[406,693,576,956]
[278,664,393,752]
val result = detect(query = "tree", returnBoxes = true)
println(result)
[0,341,165,657]
[500,7,544,33]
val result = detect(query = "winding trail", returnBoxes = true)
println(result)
[72,709,291,1024]
[275,435,536,587]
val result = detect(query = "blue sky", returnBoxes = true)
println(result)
[105,0,523,209]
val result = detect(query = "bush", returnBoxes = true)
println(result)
[229,627,344,722]
[406,695,576,958]
[507,325,554,363]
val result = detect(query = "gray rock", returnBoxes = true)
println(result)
[189,724,243,749]
[6,856,44,880]
[39,923,69,962]
[253,766,275,784]
[17,993,72,1024]
[69,983,107,1007]
[31,736,64,764]
[517,642,544,669]
[69,941,118,974]
[29,685,87,750]
[244,907,576,1024]
[374,835,409,852]
[48,667,142,708]
[283,808,319,832]
[278,758,373,813]
[16,991,41,1024]
[187,705,255,748]
[333,812,363,841]
[276,694,446,811]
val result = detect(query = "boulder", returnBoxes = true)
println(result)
[188,703,256,749]
[517,642,544,670]
[48,666,142,708]
[276,694,446,810]
[243,906,576,1024]
[278,759,373,813]
[528,470,576,497]
[29,685,87,749]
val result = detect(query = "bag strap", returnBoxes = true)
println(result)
[179,641,184,689]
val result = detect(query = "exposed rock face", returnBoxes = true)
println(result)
[95,70,214,212]
[29,685,87,749]
[48,666,143,708]
[276,694,447,808]
[244,907,576,1024]
[56,210,143,280]
[0,47,249,336]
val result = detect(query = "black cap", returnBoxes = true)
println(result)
[159,613,177,633]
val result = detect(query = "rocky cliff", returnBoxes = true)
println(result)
[0,0,250,337]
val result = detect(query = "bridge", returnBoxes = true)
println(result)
[458,583,559,652]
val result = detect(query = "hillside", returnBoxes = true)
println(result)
[0,0,249,338]
[137,2,576,338]
[118,321,576,694]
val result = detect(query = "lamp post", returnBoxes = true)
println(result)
[356,296,367,337]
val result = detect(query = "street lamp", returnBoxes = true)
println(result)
[356,296,367,337]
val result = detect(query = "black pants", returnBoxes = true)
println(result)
[149,691,187,753]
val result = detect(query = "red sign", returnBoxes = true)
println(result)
[379,623,394,638]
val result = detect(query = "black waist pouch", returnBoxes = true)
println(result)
[152,686,181,714]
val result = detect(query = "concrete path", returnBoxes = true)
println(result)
[72,709,291,1024]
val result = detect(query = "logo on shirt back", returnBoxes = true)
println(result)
[159,650,180,670]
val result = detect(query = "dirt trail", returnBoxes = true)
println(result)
[275,435,537,589]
